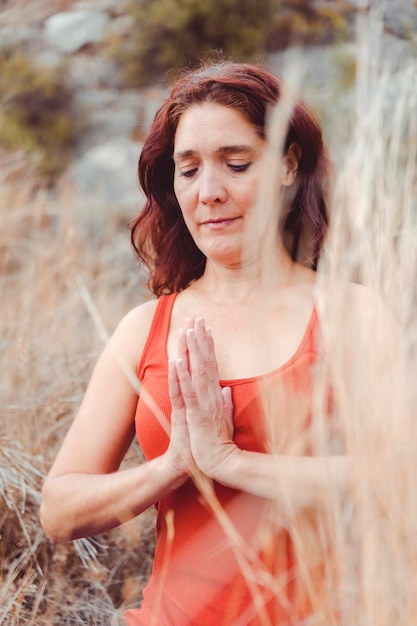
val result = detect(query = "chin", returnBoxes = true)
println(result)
[206,248,244,267]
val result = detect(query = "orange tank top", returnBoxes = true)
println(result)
[124,293,323,626]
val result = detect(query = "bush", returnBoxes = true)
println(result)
[108,0,274,87]
[0,51,85,183]
[107,0,353,88]
[266,0,352,49]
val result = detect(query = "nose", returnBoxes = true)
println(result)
[198,166,227,204]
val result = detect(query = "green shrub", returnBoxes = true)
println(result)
[0,52,85,183]
[108,0,353,88]
[108,0,274,88]
[267,2,350,49]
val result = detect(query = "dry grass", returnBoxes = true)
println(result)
[0,11,416,625]
[316,24,417,623]
[0,156,155,624]
[259,15,417,625]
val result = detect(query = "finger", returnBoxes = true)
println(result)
[221,386,234,437]
[194,318,212,359]
[175,358,201,413]
[168,358,185,412]
[185,328,209,394]
[186,326,225,426]
[186,322,215,382]
[194,319,220,386]
[205,326,221,382]
[177,328,189,369]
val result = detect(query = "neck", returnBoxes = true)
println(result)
[196,244,299,304]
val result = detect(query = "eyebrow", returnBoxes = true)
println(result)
[173,145,256,162]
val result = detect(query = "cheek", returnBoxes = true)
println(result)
[173,177,180,204]
[237,176,258,208]
[173,181,186,211]
[173,186,195,228]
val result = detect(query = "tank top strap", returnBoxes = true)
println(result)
[137,293,177,379]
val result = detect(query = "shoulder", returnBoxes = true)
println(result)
[116,298,159,334]
[321,280,397,323]
[317,279,400,352]
[106,298,159,369]
[317,276,379,310]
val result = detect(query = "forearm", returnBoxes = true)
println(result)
[40,454,183,543]
[212,449,351,513]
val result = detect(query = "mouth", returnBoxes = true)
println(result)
[201,217,240,229]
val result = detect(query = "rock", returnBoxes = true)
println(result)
[68,55,121,89]
[66,138,143,214]
[0,24,39,52]
[72,87,165,152]
[384,0,417,39]
[108,14,135,37]
[73,0,130,13]
[43,10,111,54]
[73,89,142,150]
[138,86,169,132]
[77,106,139,153]
[75,88,120,108]
[32,49,64,69]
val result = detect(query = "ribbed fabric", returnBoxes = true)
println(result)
[125,293,324,626]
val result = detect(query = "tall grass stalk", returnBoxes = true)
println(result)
[256,11,416,624]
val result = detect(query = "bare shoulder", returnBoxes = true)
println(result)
[108,297,159,366]
[320,279,396,317]
[318,278,400,349]
[344,283,396,324]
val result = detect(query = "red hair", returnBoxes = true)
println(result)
[131,61,329,296]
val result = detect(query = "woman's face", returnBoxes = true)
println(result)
[173,103,267,267]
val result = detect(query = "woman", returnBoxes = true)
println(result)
[41,61,347,625]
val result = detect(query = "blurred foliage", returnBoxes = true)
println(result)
[333,49,357,91]
[267,1,352,49]
[0,51,85,183]
[107,0,273,87]
[107,0,352,88]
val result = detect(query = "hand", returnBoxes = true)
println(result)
[174,318,238,479]
[166,321,196,488]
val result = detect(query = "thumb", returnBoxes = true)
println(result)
[221,386,234,435]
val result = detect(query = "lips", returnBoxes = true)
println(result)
[201,217,240,228]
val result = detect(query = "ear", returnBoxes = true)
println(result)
[282,142,302,187]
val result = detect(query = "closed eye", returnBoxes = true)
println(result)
[229,162,251,173]
[180,167,198,178]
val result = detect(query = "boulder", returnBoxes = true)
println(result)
[73,89,141,151]
[384,0,417,39]
[66,138,143,214]
[0,24,39,52]
[43,10,111,54]
[68,55,121,90]
[73,0,130,13]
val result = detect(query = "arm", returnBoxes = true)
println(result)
[40,302,192,543]
[173,317,352,513]
[174,283,403,513]
[208,447,350,512]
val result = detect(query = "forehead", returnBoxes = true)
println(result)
[173,103,262,152]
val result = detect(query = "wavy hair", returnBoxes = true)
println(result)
[131,61,329,296]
